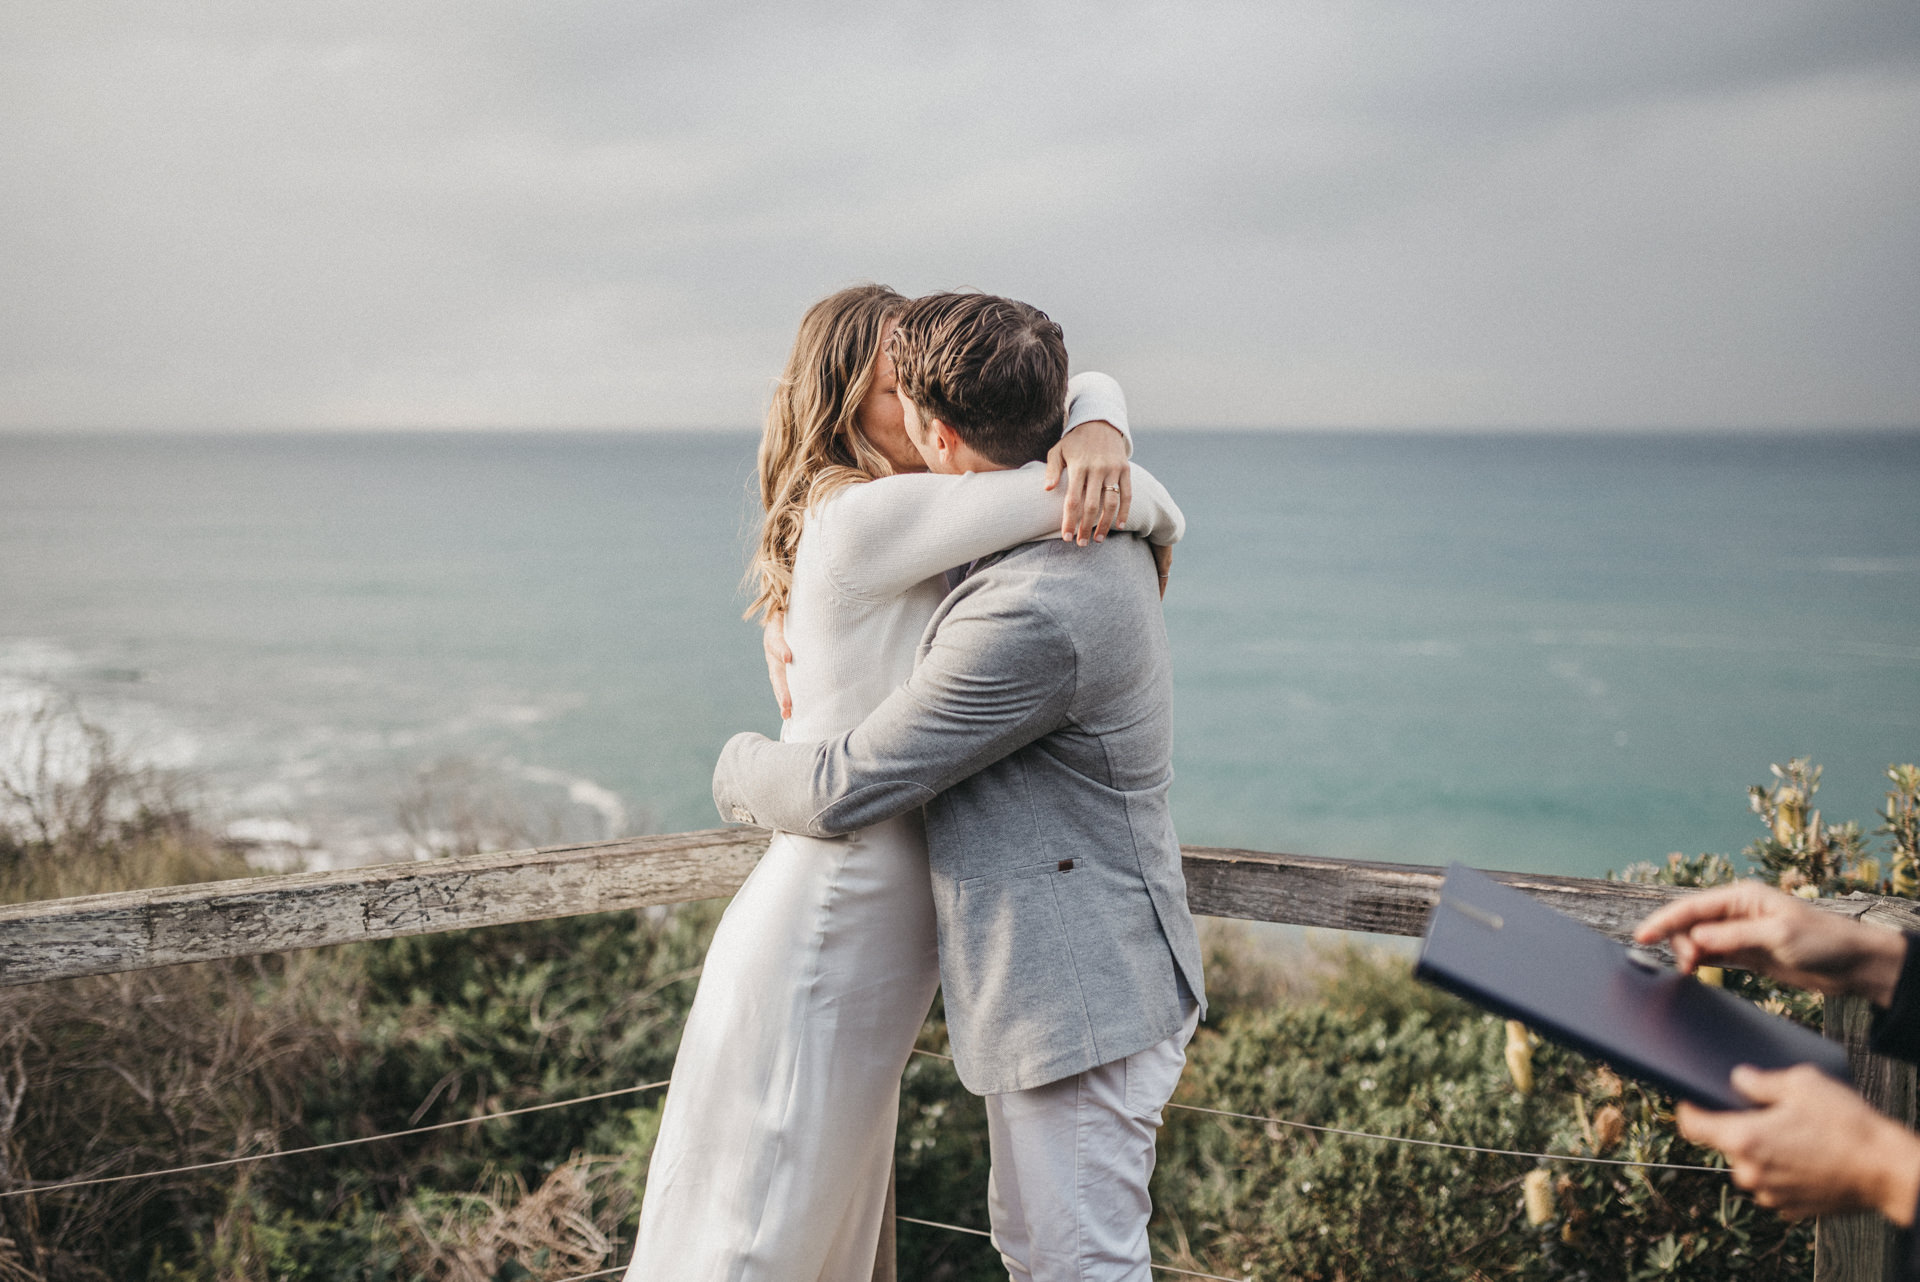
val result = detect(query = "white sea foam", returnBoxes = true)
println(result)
[0,643,207,842]
[223,817,320,871]
[0,643,101,825]
[0,638,203,771]
[521,764,630,838]
[225,817,315,847]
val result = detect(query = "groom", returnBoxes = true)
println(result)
[712,291,1205,1281]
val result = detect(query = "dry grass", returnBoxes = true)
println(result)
[0,954,358,1280]
[400,1157,631,1282]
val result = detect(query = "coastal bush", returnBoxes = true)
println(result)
[896,757,1920,1280]
[1,739,1913,1280]
[1150,948,1805,1280]
[0,908,719,1281]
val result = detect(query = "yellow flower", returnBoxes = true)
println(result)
[1592,1104,1625,1153]
[1523,1169,1556,1225]
[1505,1020,1534,1095]
[1773,790,1804,845]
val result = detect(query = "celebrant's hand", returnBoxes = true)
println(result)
[1634,881,1905,1004]
[1678,1064,1920,1224]
[1046,420,1130,546]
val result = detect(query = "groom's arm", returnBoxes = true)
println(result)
[714,599,1076,838]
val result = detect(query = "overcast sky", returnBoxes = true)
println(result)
[3,1,1916,431]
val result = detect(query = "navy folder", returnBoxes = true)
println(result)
[1414,863,1851,1111]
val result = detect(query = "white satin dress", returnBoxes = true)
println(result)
[627,379,1184,1282]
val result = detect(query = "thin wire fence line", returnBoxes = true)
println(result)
[1171,1101,1724,1173]
[894,1215,1250,1282]
[907,1048,1724,1174]
[895,1213,991,1238]
[6,1042,1725,1208]
[0,1079,671,1201]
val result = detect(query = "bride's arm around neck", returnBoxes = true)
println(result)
[810,462,1184,605]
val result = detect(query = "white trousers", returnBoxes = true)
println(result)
[627,817,941,1282]
[984,1002,1200,1282]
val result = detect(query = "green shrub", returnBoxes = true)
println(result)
[1150,946,1806,1280]
[3,742,1912,1280]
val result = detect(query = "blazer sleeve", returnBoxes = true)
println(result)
[714,595,1076,836]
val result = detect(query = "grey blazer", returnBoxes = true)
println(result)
[713,533,1206,1095]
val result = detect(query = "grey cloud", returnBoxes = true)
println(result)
[0,0,1915,429]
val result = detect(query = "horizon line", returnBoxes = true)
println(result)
[3,421,1918,437]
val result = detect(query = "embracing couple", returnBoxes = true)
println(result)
[627,287,1207,1282]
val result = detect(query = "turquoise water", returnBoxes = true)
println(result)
[2,429,1916,879]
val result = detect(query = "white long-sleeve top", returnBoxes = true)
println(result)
[1060,371,1134,457]
[780,373,1184,742]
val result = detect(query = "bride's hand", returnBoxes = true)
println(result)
[1153,543,1172,599]
[763,613,793,720]
[1045,420,1130,547]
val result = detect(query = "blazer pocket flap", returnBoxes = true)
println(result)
[958,859,1073,885]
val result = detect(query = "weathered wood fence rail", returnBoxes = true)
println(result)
[3,827,1915,1281]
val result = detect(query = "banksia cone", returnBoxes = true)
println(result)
[1772,788,1803,846]
[1592,1103,1625,1152]
[1522,1169,1556,1226]
[1696,965,1724,987]
[1505,1020,1534,1095]
[1887,765,1920,896]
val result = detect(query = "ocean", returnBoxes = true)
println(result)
[2,429,1916,881]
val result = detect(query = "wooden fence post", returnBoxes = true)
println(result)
[1814,993,1917,1282]
[870,1161,897,1282]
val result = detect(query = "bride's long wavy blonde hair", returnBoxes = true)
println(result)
[745,283,908,623]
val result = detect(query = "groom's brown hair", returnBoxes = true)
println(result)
[887,292,1068,467]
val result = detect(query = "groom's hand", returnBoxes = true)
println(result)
[762,613,793,720]
[1046,420,1130,546]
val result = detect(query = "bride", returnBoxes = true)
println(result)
[626,284,1184,1280]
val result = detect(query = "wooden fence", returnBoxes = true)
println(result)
[3,827,1915,1281]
